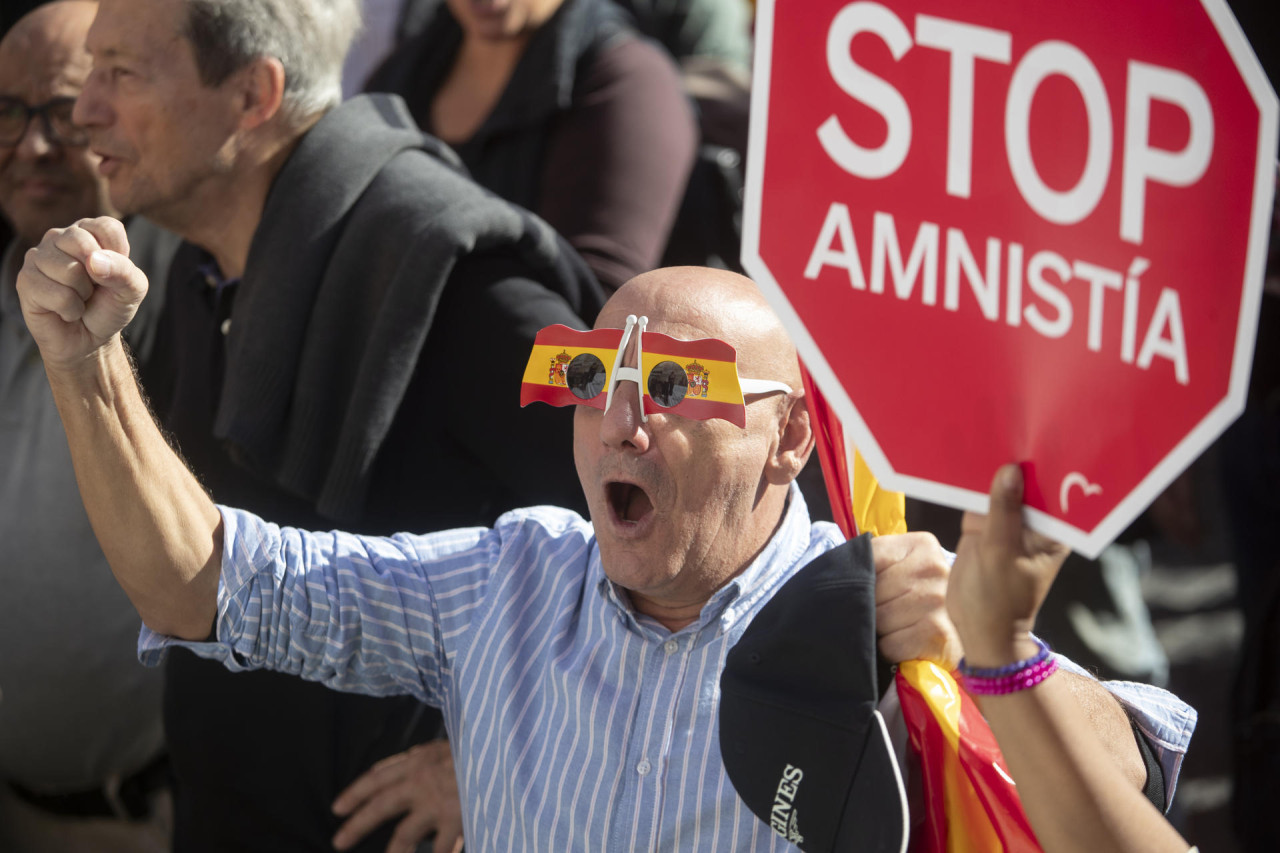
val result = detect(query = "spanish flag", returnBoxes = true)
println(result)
[521,325,754,428]
[520,326,621,409]
[897,661,1040,853]
[800,364,906,538]
[800,362,1041,853]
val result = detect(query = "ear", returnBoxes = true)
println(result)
[763,391,815,486]
[234,57,286,131]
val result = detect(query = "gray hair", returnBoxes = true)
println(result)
[182,0,362,124]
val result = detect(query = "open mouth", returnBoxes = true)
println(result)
[606,480,654,525]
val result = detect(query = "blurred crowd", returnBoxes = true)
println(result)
[0,1,1274,852]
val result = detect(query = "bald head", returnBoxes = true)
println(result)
[0,1,111,249]
[2,1,98,61]
[598,266,803,392]
[575,267,815,631]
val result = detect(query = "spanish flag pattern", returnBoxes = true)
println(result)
[521,326,621,409]
[520,325,751,428]
[897,661,1040,853]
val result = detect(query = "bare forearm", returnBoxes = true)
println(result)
[1055,671,1148,790]
[46,336,223,639]
[976,675,1187,853]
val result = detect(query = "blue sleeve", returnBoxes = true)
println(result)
[138,505,500,707]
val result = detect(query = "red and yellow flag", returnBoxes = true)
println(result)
[896,661,1041,853]
[521,325,753,427]
[800,364,906,538]
[800,361,1041,853]
[521,326,621,409]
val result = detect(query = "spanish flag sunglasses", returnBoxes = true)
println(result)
[520,315,792,428]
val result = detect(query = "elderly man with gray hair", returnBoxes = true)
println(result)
[67,0,606,850]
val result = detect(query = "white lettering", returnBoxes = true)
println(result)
[1024,250,1074,338]
[813,11,1215,241]
[1006,242,1025,327]
[1121,257,1150,363]
[804,208,1191,386]
[1072,260,1123,352]
[944,227,1001,320]
[804,202,868,289]
[770,765,805,839]
[1006,41,1113,225]
[870,212,939,304]
[818,2,914,180]
[1121,62,1214,244]
[1137,287,1190,385]
[914,15,1011,199]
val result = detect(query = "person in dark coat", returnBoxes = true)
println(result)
[367,0,698,291]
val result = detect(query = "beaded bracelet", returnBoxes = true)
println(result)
[958,636,1059,696]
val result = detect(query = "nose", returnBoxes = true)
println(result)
[73,71,109,130]
[599,380,651,453]
[14,114,55,158]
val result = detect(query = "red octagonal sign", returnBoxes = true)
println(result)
[744,0,1278,556]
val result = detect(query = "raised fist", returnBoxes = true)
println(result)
[16,216,149,369]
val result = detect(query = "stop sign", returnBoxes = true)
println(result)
[743,0,1278,556]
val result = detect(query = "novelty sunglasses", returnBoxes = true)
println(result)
[520,315,793,428]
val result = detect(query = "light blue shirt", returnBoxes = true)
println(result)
[141,486,1196,849]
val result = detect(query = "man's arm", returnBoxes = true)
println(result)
[16,217,222,640]
[872,531,1149,791]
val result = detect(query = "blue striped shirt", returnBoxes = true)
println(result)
[141,486,1196,849]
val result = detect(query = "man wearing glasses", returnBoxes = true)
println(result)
[0,2,178,850]
[17,239,1195,847]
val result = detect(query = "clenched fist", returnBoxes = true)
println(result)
[873,530,963,668]
[16,216,149,370]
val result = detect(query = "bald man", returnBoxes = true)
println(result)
[16,236,1193,848]
[0,3,178,851]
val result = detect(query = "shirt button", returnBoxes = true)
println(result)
[663,639,679,655]
[637,759,651,776]
[220,318,232,336]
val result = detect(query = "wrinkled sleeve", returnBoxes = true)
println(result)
[138,505,500,708]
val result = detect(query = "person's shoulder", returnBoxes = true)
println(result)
[493,505,593,540]
[575,14,686,99]
[568,0,691,99]
[365,142,483,210]
[488,505,596,565]
[339,142,520,257]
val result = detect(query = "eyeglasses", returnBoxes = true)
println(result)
[0,97,88,148]
[520,315,793,428]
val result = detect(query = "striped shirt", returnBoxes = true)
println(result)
[141,486,1195,850]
